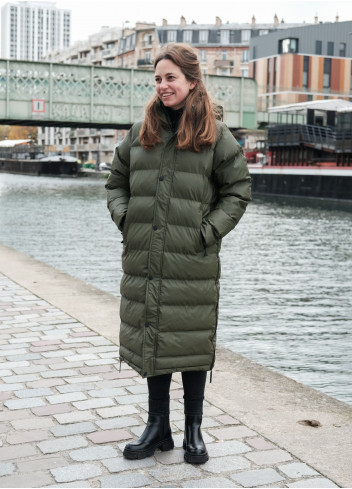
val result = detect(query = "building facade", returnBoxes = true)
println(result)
[38,126,128,166]
[1,1,71,61]
[40,15,304,161]
[249,19,352,117]
[47,15,304,75]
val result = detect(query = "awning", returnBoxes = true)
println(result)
[0,139,31,148]
[269,99,352,114]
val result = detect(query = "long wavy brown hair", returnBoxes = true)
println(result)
[139,43,218,152]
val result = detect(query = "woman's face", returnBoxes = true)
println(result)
[155,59,196,110]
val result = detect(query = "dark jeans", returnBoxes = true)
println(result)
[147,371,207,415]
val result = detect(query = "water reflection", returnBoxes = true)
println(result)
[1,173,351,405]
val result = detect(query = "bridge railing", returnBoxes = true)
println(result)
[0,59,257,129]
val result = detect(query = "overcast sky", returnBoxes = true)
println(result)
[0,0,351,45]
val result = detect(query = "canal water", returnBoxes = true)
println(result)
[0,173,351,405]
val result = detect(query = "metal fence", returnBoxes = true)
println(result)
[268,124,352,153]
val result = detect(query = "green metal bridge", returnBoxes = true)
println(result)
[0,59,257,129]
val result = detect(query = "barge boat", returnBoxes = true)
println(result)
[248,100,352,202]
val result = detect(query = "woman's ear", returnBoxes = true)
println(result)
[189,80,197,91]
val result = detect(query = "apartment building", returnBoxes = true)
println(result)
[40,25,128,162]
[40,15,304,162]
[115,15,304,77]
[1,1,71,61]
[249,18,352,116]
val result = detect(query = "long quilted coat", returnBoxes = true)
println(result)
[106,113,251,378]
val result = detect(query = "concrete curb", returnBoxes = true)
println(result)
[1,242,351,487]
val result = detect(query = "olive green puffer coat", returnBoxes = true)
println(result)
[106,117,251,378]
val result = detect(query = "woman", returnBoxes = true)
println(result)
[106,43,251,464]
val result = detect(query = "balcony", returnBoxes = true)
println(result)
[103,47,119,58]
[214,59,234,68]
[90,52,102,62]
[101,129,116,136]
[102,48,114,58]
[72,144,88,151]
[137,58,153,67]
[77,58,90,65]
[77,129,89,136]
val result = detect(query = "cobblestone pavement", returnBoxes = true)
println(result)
[0,272,339,488]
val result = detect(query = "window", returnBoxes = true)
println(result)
[167,30,177,42]
[339,43,346,57]
[259,29,268,36]
[278,38,298,54]
[266,58,271,87]
[315,40,322,55]
[199,30,208,43]
[222,50,227,60]
[323,58,331,89]
[200,49,206,62]
[241,30,250,42]
[183,30,192,43]
[241,69,249,77]
[327,42,334,56]
[242,50,249,63]
[302,56,309,88]
[220,30,229,44]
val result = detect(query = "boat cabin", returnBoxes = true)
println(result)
[267,100,352,167]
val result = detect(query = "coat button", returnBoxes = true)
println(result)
[159,176,164,181]
[152,225,158,231]
[148,275,153,280]
[144,322,150,328]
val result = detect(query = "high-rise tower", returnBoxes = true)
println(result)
[1,1,71,60]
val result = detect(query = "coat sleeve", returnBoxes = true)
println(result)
[105,129,132,232]
[201,124,252,247]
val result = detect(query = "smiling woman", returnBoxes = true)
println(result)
[140,43,220,152]
[105,42,251,464]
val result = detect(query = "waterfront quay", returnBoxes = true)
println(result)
[0,244,351,488]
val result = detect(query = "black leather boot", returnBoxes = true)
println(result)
[183,414,209,464]
[123,414,174,460]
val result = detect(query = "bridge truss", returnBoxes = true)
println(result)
[0,59,257,129]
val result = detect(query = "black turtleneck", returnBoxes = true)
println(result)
[163,105,184,133]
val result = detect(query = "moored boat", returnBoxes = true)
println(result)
[247,100,352,201]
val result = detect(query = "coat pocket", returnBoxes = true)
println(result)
[201,220,219,249]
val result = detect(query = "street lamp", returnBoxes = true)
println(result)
[96,129,101,171]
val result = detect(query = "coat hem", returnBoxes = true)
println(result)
[120,355,213,378]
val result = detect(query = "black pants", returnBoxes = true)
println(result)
[147,371,207,416]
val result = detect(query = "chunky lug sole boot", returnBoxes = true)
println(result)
[123,414,174,460]
[183,414,209,464]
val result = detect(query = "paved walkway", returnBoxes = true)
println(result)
[0,272,339,488]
